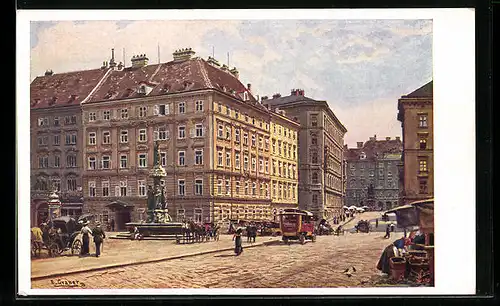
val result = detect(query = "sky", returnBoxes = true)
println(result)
[30,19,432,147]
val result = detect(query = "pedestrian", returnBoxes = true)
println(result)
[110,219,115,232]
[375,218,379,228]
[384,224,391,239]
[80,221,92,256]
[233,228,243,256]
[390,223,395,232]
[92,222,106,258]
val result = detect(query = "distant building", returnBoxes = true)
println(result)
[344,136,403,211]
[397,81,434,205]
[262,89,347,221]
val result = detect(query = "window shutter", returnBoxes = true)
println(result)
[154,130,159,140]
[165,104,170,115]
[202,127,206,136]
[166,130,170,139]
[153,105,159,115]
[115,186,120,196]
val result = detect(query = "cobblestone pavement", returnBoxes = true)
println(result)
[32,232,401,289]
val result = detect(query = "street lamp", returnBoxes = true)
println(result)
[47,185,61,223]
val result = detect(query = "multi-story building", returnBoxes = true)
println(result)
[77,48,299,230]
[397,81,434,205]
[269,110,300,220]
[262,89,347,221]
[30,68,110,226]
[344,136,403,211]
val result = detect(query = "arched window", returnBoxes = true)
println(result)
[312,172,319,184]
[311,133,317,145]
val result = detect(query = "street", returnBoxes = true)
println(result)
[31,231,400,289]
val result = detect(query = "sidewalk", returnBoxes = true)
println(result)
[31,235,279,280]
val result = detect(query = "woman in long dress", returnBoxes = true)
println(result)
[80,221,92,256]
[233,228,243,256]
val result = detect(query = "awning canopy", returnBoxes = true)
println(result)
[384,199,434,230]
[106,200,135,210]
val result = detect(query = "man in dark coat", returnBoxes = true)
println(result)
[92,222,106,257]
[384,224,391,239]
[110,219,115,232]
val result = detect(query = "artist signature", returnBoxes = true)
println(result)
[50,279,86,288]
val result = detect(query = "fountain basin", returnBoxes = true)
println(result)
[125,222,185,237]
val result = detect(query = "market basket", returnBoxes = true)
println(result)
[389,257,407,281]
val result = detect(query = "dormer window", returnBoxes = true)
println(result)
[104,90,116,99]
[137,83,153,96]
[243,92,249,101]
[360,152,366,160]
[162,84,170,93]
[49,97,58,106]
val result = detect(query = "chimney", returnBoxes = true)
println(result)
[207,56,221,67]
[131,54,149,68]
[117,61,124,70]
[173,48,196,62]
[272,93,281,99]
[247,83,252,93]
[44,69,54,76]
[357,142,363,148]
[229,67,239,79]
[395,136,401,141]
[109,48,117,68]
[291,89,298,96]
[299,89,305,96]
[261,96,268,101]
[386,137,391,141]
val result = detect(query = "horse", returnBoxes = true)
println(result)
[187,220,204,243]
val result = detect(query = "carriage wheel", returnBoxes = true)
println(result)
[48,243,60,257]
[71,240,82,255]
[299,234,306,245]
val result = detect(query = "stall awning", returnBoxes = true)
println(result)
[106,200,135,210]
[385,199,434,230]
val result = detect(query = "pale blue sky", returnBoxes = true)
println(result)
[30,19,432,145]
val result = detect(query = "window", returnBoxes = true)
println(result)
[157,126,169,140]
[235,152,240,169]
[245,114,249,122]
[194,208,202,223]
[120,181,127,196]
[260,183,264,196]
[252,117,255,125]
[265,139,270,150]
[312,194,318,205]
[38,156,48,168]
[420,138,427,150]
[218,150,223,167]
[419,159,428,173]
[53,117,60,126]
[419,179,428,194]
[120,130,128,143]
[226,106,231,116]
[251,134,256,147]
[195,179,203,195]
[138,180,146,196]
[235,181,240,194]
[252,182,257,196]
[278,141,282,155]
[312,172,319,184]
[38,117,49,126]
[217,103,222,113]
[245,181,249,195]
[226,126,231,139]
[243,133,248,145]
[120,155,128,168]
[225,179,230,195]
[419,115,428,128]
[177,209,185,221]
[138,154,147,168]
[102,181,109,197]
[252,157,256,171]
[235,129,240,143]
[265,160,269,174]
[226,152,231,167]
[88,132,96,145]
[88,157,97,170]
[194,149,203,165]
[259,137,263,149]
[195,100,204,112]
[54,155,60,168]
[259,158,264,173]
[67,178,77,191]
[195,124,204,137]
[102,131,111,144]
[101,155,110,169]
[37,136,48,146]
[234,110,240,119]
[88,181,96,197]
[121,108,128,119]
[244,155,249,170]
[178,151,185,166]
[310,114,318,127]
[103,110,110,120]
[217,179,223,194]
[138,129,147,142]
[157,104,170,115]
[53,135,60,146]
[178,102,186,114]
[311,151,318,164]
[311,134,317,145]
[88,112,96,122]
[160,152,167,166]
[178,126,186,139]
[65,133,77,145]
[138,106,147,118]
[66,155,77,167]
[218,124,224,138]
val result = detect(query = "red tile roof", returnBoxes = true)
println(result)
[345,138,402,161]
[30,68,109,109]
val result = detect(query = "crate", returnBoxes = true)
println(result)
[389,257,407,281]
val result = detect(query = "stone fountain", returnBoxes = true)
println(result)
[125,141,184,239]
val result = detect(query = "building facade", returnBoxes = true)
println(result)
[30,68,110,226]
[344,136,403,211]
[397,81,434,205]
[262,89,347,221]
[76,48,298,230]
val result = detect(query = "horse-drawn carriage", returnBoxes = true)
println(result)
[176,220,221,244]
[31,216,83,258]
[355,220,370,233]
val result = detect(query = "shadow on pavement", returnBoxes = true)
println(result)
[213,254,237,258]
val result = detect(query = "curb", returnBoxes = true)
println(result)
[31,239,278,281]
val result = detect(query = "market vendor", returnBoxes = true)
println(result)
[376,237,408,274]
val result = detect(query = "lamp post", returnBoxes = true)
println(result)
[47,186,61,223]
